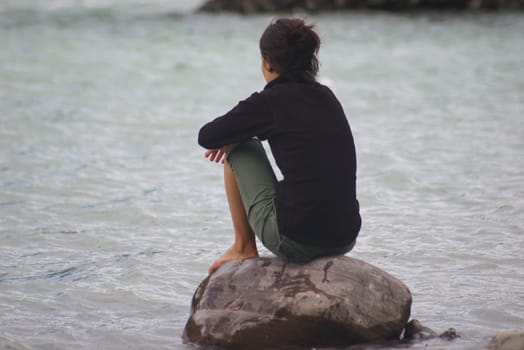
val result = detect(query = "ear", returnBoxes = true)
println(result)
[262,57,273,72]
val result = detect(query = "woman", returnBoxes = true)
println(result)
[198,18,361,274]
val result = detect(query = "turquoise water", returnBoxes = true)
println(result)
[1,1,523,349]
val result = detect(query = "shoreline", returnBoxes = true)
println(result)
[198,0,524,13]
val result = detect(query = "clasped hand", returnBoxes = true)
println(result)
[204,144,237,164]
[204,148,226,164]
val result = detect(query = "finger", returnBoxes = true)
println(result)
[215,149,225,163]
[205,149,218,162]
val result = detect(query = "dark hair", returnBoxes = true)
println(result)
[259,18,320,83]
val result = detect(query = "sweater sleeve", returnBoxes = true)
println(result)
[198,91,273,149]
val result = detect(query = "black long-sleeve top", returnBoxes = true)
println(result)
[198,76,361,248]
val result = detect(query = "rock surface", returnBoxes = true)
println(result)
[403,319,459,342]
[404,319,439,340]
[198,0,524,12]
[484,330,524,350]
[183,256,412,349]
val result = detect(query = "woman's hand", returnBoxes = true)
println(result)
[204,144,238,164]
[204,148,226,164]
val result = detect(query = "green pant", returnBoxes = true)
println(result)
[227,139,355,263]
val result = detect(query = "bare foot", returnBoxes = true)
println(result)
[208,245,258,274]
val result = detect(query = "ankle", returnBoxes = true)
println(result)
[232,239,257,254]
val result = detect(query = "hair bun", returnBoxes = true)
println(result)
[285,20,316,53]
[260,18,321,83]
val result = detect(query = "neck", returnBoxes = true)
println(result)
[264,71,280,84]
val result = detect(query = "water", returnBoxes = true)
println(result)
[1,1,523,349]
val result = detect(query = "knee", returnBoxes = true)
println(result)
[222,143,239,156]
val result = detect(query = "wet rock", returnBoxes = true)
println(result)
[440,327,459,340]
[404,319,459,342]
[484,330,524,350]
[198,0,349,13]
[182,256,412,349]
[197,0,524,12]
[404,319,438,340]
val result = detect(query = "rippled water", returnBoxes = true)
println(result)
[1,1,523,349]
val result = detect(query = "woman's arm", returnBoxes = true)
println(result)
[198,92,273,150]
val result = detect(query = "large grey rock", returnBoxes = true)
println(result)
[484,330,524,350]
[183,256,412,349]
